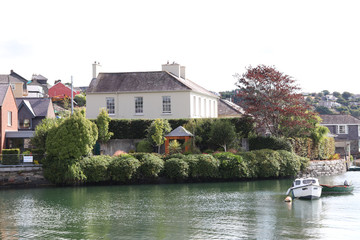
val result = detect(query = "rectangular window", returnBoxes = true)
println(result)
[106,97,115,114]
[162,96,171,114]
[135,97,143,114]
[20,119,30,129]
[338,125,347,134]
[7,111,12,126]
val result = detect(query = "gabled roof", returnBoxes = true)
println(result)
[0,84,11,106]
[18,100,36,117]
[320,114,360,125]
[218,99,244,116]
[166,126,193,137]
[0,70,28,84]
[15,98,53,117]
[87,71,218,98]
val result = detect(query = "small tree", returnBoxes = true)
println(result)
[74,94,86,107]
[210,120,236,152]
[96,108,113,144]
[147,119,172,154]
[31,118,60,153]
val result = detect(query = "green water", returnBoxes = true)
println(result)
[1,172,360,239]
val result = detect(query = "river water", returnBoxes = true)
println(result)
[1,172,360,240]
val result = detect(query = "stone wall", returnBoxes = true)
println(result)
[298,158,348,178]
[100,139,142,155]
[0,165,52,188]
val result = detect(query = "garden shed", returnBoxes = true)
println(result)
[165,126,193,154]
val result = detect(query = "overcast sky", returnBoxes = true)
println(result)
[1,0,359,94]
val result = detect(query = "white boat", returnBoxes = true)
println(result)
[286,177,322,200]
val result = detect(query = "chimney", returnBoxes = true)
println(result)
[54,80,61,84]
[161,62,186,79]
[92,61,101,79]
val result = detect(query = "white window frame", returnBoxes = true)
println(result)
[337,125,348,134]
[106,97,115,115]
[162,96,171,114]
[135,97,143,114]
[7,111,12,126]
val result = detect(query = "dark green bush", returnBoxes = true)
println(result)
[2,148,20,165]
[80,155,112,183]
[277,150,301,177]
[163,153,185,161]
[30,149,45,164]
[136,139,153,153]
[249,136,292,152]
[109,155,140,182]
[214,152,248,179]
[299,156,310,171]
[137,154,164,179]
[252,149,281,178]
[237,151,258,178]
[183,155,199,178]
[164,158,189,179]
[192,154,220,178]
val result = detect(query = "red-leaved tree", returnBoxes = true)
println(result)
[234,65,318,137]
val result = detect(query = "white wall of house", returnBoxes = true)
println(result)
[86,91,218,119]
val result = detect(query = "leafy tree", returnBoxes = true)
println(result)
[147,119,171,153]
[322,90,330,95]
[74,94,86,107]
[235,65,318,137]
[336,97,347,106]
[96,108,113,144]
[315,106,333,115]
[31,118,61,153]
[210,120,236,152]
[342,91,352,100]
[333,91,341,97]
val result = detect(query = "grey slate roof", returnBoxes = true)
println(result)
[218,99,244,116]
[320,114,360,125]
[0,84,10,106]
[16,98,53,117]
[6,131,35,138]
[166,126,193,137]
[87,71,218,98]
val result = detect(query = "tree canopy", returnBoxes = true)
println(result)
[234,65,318,137]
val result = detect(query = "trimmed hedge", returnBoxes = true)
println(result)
[252,149,281,178]
[193,154,220,178]
[2,148,20,165]
[249,136,292,152]
[109,155,140,182]
[214,152,248,179]
[289,137,335,160]
[164,158,189,179]
[136,154,164,179]
[80,155,112,182]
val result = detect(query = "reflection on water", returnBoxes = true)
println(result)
[1,172,360,239]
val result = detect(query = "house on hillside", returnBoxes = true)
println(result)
[320,114,360,157]
[48,80,80,100]
[0,85,18,153]
[86,63,219,119]
[218,99,244,118]
[0,70,28,98]
[27,74,49,97]
[5,98,56,151]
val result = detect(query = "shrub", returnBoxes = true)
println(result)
[136,139,153,153]
[2,149,20,165]
[252,149,281,178]
[183,155,199,178]
[237,151,258,178]
[249,136,292,152]
[109,155,140,183]
[80,155,112,183]
[277,150,301,177]
[163,153,185,161]
[299,156,310,171]
[164,158,189,179]
[193,154,220,178]
[214,152,248,179]
[169,140,182,154]
[328,153,340,160]
[137,154,164,179]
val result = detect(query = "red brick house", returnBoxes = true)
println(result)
[48,81,80,100]
[0,84,18,153]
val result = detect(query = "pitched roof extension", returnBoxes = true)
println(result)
[218,99,244,116]
[320,114,360,125]
[87,71,217,98]
[15,98,53,117]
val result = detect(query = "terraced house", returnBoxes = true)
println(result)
[86,63,219,119]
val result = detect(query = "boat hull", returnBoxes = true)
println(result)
[320,184,354,194]
[291,185,322,200]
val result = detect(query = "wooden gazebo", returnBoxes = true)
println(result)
[165,126,193,154]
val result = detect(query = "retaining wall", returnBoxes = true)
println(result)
[100,139,142,155]
[0,165,52,188]
[298,158,348,178]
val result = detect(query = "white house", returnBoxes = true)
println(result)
[86,63,219,119]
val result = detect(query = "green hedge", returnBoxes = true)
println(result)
[164,158,189,179]
[109,155,140,183]
[249,136,292,152]
[80,155,112,182]
[288,137,335,160]
[136,154,164,179]
[214,152,248,179]
[2,148,20,165]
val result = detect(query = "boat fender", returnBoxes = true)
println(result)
[284,196,292,202]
